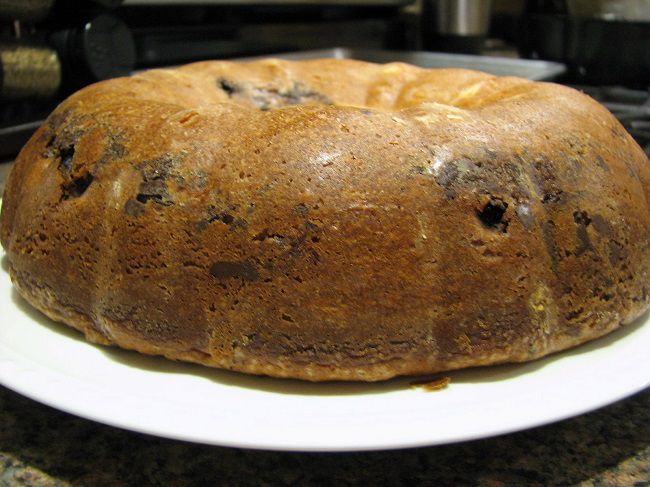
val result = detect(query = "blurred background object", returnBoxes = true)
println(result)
[0,0,135,158]
[421,0,493,54]
[567,0,650,21]
[0,0,647,161]
[520,0,650,86]
[0,0,55,23]
[0,45,60,98]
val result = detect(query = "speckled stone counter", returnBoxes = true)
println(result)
[1,385,648,486]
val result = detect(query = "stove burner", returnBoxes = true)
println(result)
[574,85,650,158]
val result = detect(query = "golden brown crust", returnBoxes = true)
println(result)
[1,58,649,381]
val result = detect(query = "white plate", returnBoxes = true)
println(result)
[1,249,649,452]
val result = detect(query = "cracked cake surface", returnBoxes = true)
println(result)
[1,58,649,381]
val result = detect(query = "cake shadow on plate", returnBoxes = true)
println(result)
[5,248,647,396]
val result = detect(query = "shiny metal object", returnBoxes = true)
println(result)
[428,0,493,36]
[0,46,61,99]
[242,47,566,80]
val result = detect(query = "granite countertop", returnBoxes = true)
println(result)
[1,386,649,486]
[1,159,649,485]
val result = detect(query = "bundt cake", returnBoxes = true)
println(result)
[1,58,649,381]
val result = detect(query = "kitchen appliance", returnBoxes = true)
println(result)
[519,0,650,86]
[421,0,493,53]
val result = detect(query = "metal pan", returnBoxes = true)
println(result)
[243,47,567,80]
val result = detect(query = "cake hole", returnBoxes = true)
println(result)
[218,78,237,96]
[61,173,93,199]
[59,145,75,173]
[573,210,591,226]
[136,193,162,204]
[542,191,563,204]
[281,313,294,322]
[476,197,509,232]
